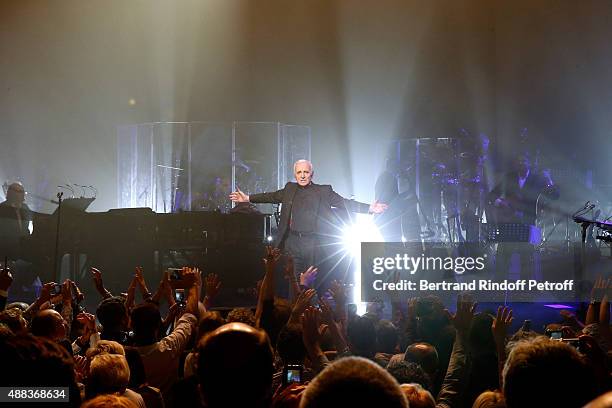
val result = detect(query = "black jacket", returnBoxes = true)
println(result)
[250,182,370,246]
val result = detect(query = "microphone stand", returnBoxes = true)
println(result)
[53,192,63,283]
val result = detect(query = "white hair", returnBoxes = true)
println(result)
[293,159,313,172]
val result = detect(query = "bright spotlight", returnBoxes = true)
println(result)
[266,235,273,242]
[340,214,383,315]
[341,214,383,257]
[401,235,407,243]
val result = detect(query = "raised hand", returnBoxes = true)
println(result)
[182,267,201,288]
[229,188,249,203]
[301,306,323,355]
[300,266,318,288]
[134,266,146,288]
[205,273,222,300]
[61,279,72,305]
[369,200,388,214]
[76,312,96,335]
[263,246,281,267]
[69,280,85,304]
[451,297,476,334]
[492,306,514,347]
[290,288,317,322]
[91,267,103,288]
[39,282,56,304]
[91,267,112,298]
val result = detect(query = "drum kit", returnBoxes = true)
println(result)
[414,135,490,244]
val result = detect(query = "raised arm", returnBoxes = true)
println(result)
[436,298,476,408]
[283,256,301,301]
[255,246,281,327]
[230,186,285,204]
[328,187,387,214]
[90,267,112,299]
[492,306,514,389]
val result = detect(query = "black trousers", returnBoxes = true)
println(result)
[283,232,318,276]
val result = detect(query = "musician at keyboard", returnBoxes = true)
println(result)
[489,154,559,225]
[0,182,32,260]
[489,155,559,281]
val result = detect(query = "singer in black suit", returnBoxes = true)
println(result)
[229,160,388,275]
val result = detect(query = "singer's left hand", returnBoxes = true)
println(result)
[369,200,388,214]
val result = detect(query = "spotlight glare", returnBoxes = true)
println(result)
[266,235,273,242]
[340,214,384,314]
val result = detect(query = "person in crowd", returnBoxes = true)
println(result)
[0,334,81,407]
[375,319,400,366]
[81,394,138,408]
[125,346,166,408]
[298,356,408,408]
[472,390,506,408]
[131,267,200,406]
[502,336,597,408]
[182,310,226,378]
[0,307,28,334]
[197,322,274,408]
[84,353,145,408]
[399,383,436,408]
[387,360,433,392]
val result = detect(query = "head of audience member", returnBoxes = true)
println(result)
[81,394,137,408]
[30,309,68,341]
[130,302,162,346]
[502,337,596,408]
[227,307,256,327]
[277,323,307,365]
[5,182,25,207]
[97,296,129,338]
[196,311,225,341]
[472,390,506,408]
[347,315,378,358]
[6,301,29,312]
[0,334,81,407]
[85,353,131,400]
[399,383,436,408]
[0,308,28,335]
[386,360,433,392]
[505,330,543,355]
[197,322,274,408]
[85,340,125,359]
[583,391,612,408]
[404,342,439,381]
[377,319,399,354]
[299,356,408,408]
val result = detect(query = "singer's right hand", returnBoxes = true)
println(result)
[229,189,249,203]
